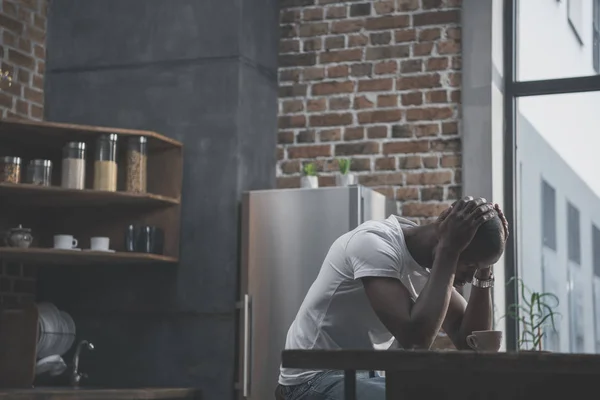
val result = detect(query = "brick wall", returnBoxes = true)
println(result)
[0,0,47,120]
[0,0,46,305]
[277,0,462,224]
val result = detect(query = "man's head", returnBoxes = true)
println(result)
[453,214,506,286]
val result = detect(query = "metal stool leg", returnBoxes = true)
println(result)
[344,370,357,400]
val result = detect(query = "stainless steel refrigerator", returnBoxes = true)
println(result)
[237,186,395,400]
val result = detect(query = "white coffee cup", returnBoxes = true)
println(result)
[90,237,110,251]
[54,235,78,250]
[467,330,503,352]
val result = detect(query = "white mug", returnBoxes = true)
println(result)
[54,235,78,250]
[90,237,110,251]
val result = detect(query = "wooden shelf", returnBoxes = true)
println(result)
[0,183,180,207]
[0,247,178,265]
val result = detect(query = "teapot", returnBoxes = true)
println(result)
[5,224,33,248]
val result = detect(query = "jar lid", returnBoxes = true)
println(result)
[0,156,21,164]
[65,142,85,150]
[128,135,147,144]
[29,159,52,167]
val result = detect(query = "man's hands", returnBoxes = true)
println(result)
[494,203,509,241]
[436,196,497,253]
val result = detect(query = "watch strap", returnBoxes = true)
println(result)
[472,274,494,288]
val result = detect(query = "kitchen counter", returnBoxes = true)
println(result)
[0,387,199,400]
[282,349,600,400]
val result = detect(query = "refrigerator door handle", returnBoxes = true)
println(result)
[243,294,252,397]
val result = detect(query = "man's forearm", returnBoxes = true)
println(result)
[456,267,493,349]
[405,247,458,349]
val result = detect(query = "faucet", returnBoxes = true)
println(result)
[70,340,94,387]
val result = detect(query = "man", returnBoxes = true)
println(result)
[276,196,509,400]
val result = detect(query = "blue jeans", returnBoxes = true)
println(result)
[277,371,386,400]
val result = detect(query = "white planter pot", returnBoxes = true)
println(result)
[336,173,357,187]
[300,175,319,189]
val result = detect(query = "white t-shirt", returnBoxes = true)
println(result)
[279,215,430,386]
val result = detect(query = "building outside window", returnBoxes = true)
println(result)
[508,0,600,352]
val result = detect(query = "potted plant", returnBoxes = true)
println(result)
[335,158,357,187]
[301,163,319,189]
[504,277,560,352]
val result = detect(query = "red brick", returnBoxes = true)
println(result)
[277,176,301,188]
[299,22,329,37]
[279,69,301,82]
[357,109,402,124]
[281,160,302,174]
[437,39,460,55]
[401,59,423,73]
[326,5,347,19]
[348,33,369,47]
[415,124,440,137]
[441,154,461,168]
[351,158,371,171]
[419,28,442,41]
[280,39,300,53]
[303,66,325,80]
[359,172,404,186]
[329,96,351,110]
[377,94,398,107]
[365,15,410,30]
[406,107,453,121]
[426,57,449,71]
[30,104,42,119]
[280,53,317,67]
[319,49,363,63]
[309,113,353,127]
[327,65,349,78]
[413,10,461,26]
[288,145,332,159]
[370,32,392,45]
[312,81,354,95]
[413,42,434,56]
[363,126,385,140]
[357,78,393,92]
[374,1,396,15]
[0,14,24,33]
[446,27,462,39]
[344,127,364,141]
[331,19,364,34]
[395,29,416,42]
[279,115,306,129]
[406,171,452,185]
[397,74,441,90]
[354,95,375,109]
[448,72,461,87]
[397,0,420,11]
[281,9,300,23]
[442,121,458,135]
[319,128,342,142]
[350,63,373,77]
[307,98,327,112]
[423,155,440,168]
[383,140,429,154]
[297,130,316,143]
[392,125,413,138]
[350,3,372,17]
[8,48,34,69]
[450,90,461,102]
[447,185,461,200]
[279,84,307,98]
[430,138,461,151]
[396,187,419,201]
[281,24,297,38]
[401,92,423,106]
[398,155,422,169]
[278,131,294,144]
[24,87,43,105]
[335,141,379,156]
[282,99,304,113]
[374,60,397,75]
[425,90,448,103]
[325,35,345,49]
[303,7,324,21]
[303,38,322,52]
[375,157,396,170]
[366,45,410,60]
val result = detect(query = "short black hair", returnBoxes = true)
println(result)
[462,215,505,264]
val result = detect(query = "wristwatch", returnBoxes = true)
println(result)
[472,273,494,288]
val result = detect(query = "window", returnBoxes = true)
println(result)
[594,0,600,72]
[594,225,600,277]
[594,225,600,352]
[567,202,581,265]
[542,180,557,250]
[567,0,584,44]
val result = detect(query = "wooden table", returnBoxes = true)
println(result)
[282,349,600,400]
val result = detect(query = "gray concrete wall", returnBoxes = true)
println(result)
[38,1,279,398]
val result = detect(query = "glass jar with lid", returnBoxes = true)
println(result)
[61,142,86,190]
[25,159,52,186]
[0,156,21,183]
[125,136,147,193]
[93,133,118,191]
